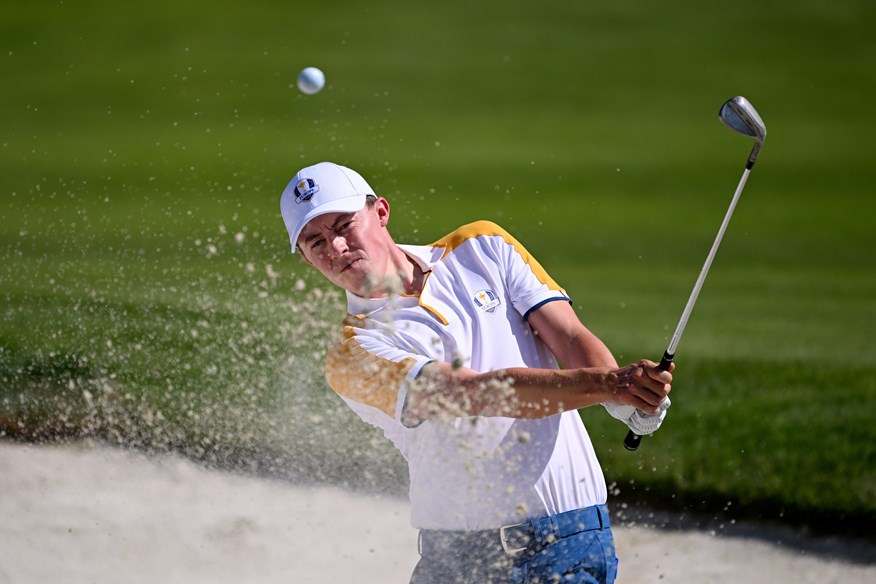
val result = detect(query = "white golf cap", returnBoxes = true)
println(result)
[280,162,375,253]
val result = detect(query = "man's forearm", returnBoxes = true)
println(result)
[408,358,671,423]
[409,363,614,420]
[475,367,614,418]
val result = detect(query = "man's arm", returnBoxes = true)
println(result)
[527,299,674,435]
[526,300,618,369]
[404,301,671,423]
[528,298,672,397]
[406,355,670,422]
[408,361,608,420]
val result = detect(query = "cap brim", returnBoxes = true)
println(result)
[288,193,366,253]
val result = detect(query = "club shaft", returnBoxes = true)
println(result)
[666,166,750,356]
[623,165,752,453]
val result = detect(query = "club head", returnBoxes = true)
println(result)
[719,96,766,168]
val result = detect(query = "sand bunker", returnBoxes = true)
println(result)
[1,440,872,583]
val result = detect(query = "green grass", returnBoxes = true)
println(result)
[2,0,875,537]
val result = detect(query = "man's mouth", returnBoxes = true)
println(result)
[337,257,360,274]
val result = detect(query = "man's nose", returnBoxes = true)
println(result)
[326,235,348,258]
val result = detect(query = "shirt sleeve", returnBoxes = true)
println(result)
[486,223,571,319]
[325,321,432,427]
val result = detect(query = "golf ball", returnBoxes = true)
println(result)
[297,67,325,95]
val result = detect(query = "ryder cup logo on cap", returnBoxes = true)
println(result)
[294,178,319,203]
[279,162,376,253]
[473,289,501,314]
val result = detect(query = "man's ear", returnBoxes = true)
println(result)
[375,197,390,227]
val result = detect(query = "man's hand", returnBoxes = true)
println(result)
[604,397,671,436]
[605,359,673,414]
[602,359,673,435]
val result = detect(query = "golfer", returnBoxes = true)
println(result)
[280,162,672,584]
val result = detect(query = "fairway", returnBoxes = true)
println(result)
[2,0,875,540]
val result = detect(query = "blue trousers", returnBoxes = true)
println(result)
[410,505,618,584]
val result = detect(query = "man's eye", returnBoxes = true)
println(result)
[339,221,353,231]
[311,239,325,250]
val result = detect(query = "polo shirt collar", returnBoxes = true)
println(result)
[398,244,443,272]
[345,243,441,314]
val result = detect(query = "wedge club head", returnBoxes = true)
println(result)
[719,96,767,168]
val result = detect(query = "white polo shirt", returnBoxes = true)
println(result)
[325,221,606,530]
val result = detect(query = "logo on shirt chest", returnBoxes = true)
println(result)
[472,289,501,314]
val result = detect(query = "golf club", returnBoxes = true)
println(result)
[624,96,767,452]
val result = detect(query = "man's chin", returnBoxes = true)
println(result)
[334,270,375,297]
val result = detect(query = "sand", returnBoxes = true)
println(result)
[1,440,872,583]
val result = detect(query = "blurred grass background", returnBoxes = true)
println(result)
[2,0,874,537]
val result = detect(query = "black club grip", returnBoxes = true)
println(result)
[623,351,674,451]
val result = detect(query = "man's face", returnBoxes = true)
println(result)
[297,199,391,296]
